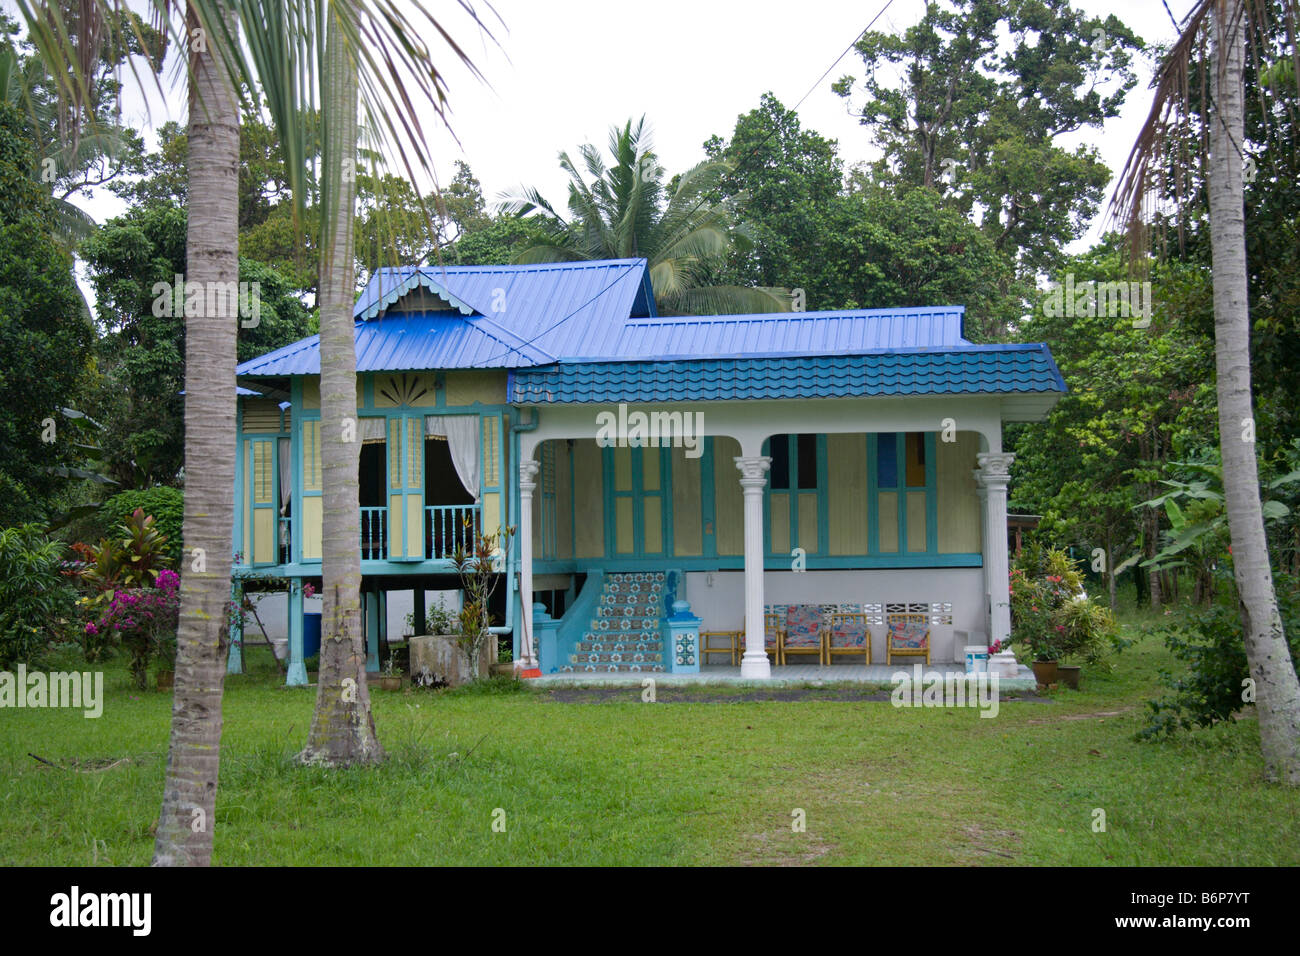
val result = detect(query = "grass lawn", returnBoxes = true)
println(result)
[2,614,1297,866]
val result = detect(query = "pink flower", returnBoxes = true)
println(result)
[303,583,316,599]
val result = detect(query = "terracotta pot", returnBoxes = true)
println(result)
[156,669,174,690]
[1057,665,1081,690]
[1031,660,1059,685]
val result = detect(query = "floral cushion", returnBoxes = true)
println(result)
[764,618,780,649]
[829,617,868,648]
[888,618,929,650]
[784,605,822,648]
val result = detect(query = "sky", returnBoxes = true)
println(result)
[67,0,1204,301]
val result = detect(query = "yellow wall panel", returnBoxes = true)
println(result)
[302,421,322,491]
[615,498,634,554]
[302,497,323,560]
[797,492,818,553]
[573,440,604,558]
[827,434,867,555]
[713,437,743,555]
[407,494,424,559]
[643,497,663,554]
[907,491,927,552]
[302,378,320,409]
[937,432,981,553]
[242,399,282,433]
[388,493,404,555]
[482,492,501,538]
[555,441,574,560]
[614,446,632,491]
[878,491,899,552]
[253,510,274,564]
[770,492,790,554]
[445,370,506,406]
[671,446,702,556]
[642,449,661,491]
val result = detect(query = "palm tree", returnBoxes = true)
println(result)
[1116,0,1300,784]
[505,116,790,315]
[298,1,379,765]
[17,0,493,862]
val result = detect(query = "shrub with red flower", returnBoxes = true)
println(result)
[87,569,180,689]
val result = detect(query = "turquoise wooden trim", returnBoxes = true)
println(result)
[925,432,938,553]
[534,553,984,573]
[364,590,380,672]
[552,568,606,673]
[286,580,307,686]
[290,378,303,566]
[233,401,245,563]
[701,437,718,558]
[247,435,278,566]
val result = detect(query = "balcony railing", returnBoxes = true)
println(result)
[426,504,480,561]
[360,506,388,560]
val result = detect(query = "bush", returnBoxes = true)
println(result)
[99,487,183,563]
[1006,544,1119,663]
[1140,572,1300,740]
[0,525,76,667]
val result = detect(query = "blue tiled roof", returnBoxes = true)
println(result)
[508,347,1066,404]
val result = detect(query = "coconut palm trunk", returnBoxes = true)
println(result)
[1209,0,1300,785]
[153,1,240,864]
[300,3,383,766]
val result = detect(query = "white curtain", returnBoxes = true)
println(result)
[425,415,480,501]
[360,417,387,444]
[277,438,291,514]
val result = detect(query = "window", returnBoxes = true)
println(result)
[796,434,818,489]
[769,435,791,489]
[905,432,926,487]
[768,434,817,490]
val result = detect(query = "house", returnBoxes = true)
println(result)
[231,257,1066,683]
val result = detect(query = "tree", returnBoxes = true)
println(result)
[833,0,1144,275]
[1115,0,1300,784]
[506,116,789,315]
[299,1,380,766]
[0,100,92,527]
[80,203,312,486]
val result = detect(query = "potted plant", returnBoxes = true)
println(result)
[378,651,403,691]
[1009,546,1120,688]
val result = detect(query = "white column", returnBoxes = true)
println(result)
[516,458,540,674]
[735,455,771,678]
[974,452,1015,647]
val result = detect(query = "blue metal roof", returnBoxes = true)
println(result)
[235,258,1067,404]
[508,346,1067,404]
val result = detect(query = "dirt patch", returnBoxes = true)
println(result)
[736,829,837,866]
[1026,707,1133,724]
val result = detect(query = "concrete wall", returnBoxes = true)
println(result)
[682,568,986,663]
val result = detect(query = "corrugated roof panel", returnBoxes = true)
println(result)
[507,346,1067,404]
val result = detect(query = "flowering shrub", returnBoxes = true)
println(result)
[1009,545,1118,664]
[86,568,180,688]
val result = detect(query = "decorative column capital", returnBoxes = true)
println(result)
[519,458,540,494]
[974,452,1015,491]
[734,455,771,491]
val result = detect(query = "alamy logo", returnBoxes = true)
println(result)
[1041,273,1153,328]
[0,665,102,718]
[50,887,151,936]
[151,273,261,326]
[595,403,703,459]
[890,664,1000,718]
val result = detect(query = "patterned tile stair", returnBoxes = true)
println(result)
[558,571,666,673]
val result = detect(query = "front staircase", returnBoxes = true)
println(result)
[559,571,667,673]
